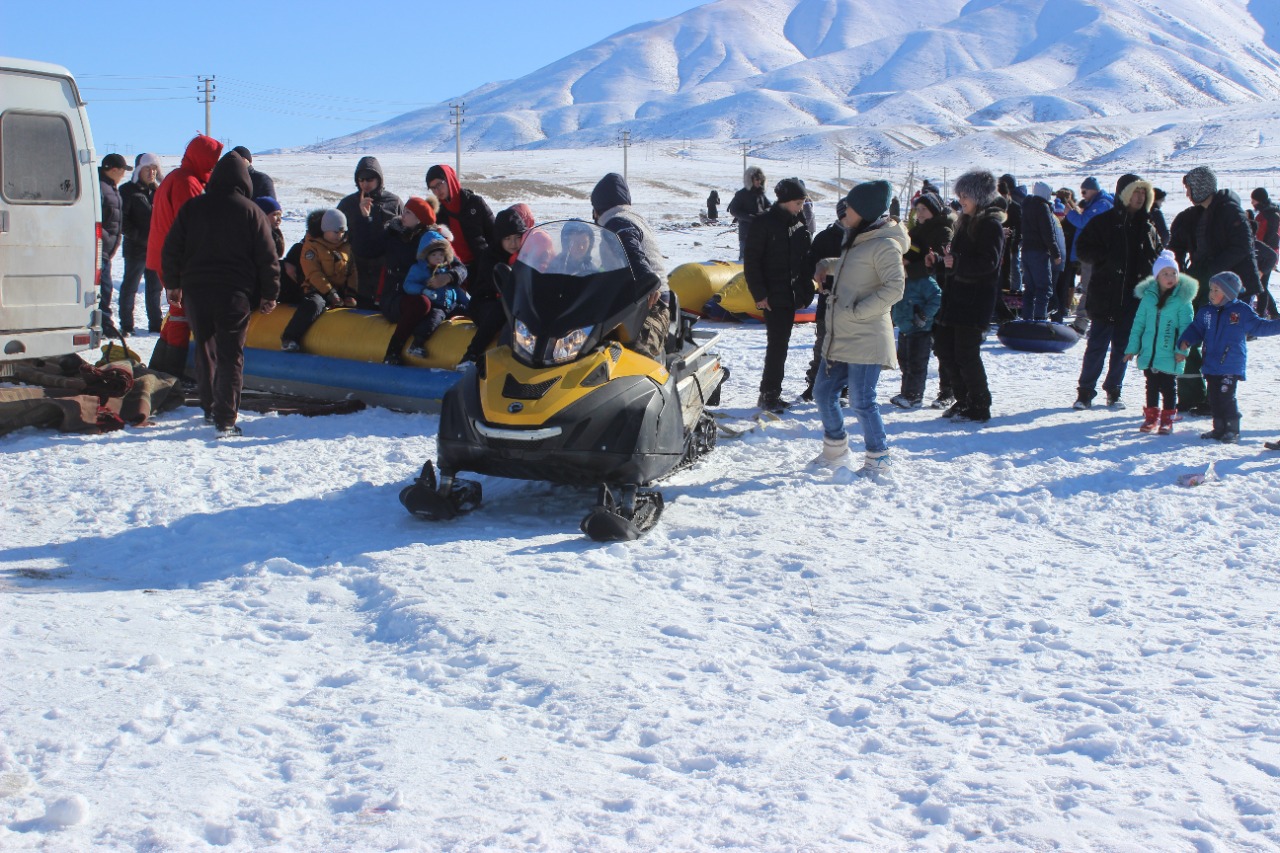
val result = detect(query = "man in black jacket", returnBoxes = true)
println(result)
[231,147,276,200]
[337,156,403,308]
[1020,182,1065,321]
[800,199,850,401]
[744,177,812,412]
[98,153,130,336]
[998,174,1025,295]
[728,166,769,262]
[162,152,279,437]
[427,164,495,286]
[1251,187,1279,316]
[119,153,162,334]
[1072,176,1161,409]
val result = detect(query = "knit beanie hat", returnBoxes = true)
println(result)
[1253,187,1270,204]
[1081,176,1101,193]
[254,196,281,215]
[1152,250,1178,279]
[915,192,945,217]
[1209,271,1242,300]
[774,178,807,203]
[1183,167,1217,204]
[231,146,253,163]
[845,179,893,221]
[404,196,436,227]
[321,208,347,233]
[1032,181,1053,201]
[1115,173,1141,196]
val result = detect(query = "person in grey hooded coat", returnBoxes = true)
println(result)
[727,166,769,261]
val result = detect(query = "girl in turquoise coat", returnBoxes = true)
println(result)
[1124,250,1196,434]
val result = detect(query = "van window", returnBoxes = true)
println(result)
[1,111,79,204]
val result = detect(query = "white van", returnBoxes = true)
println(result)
[0,56,100,364]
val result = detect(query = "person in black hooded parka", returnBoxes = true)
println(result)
[337,155,403,307]
[161,152,279,435]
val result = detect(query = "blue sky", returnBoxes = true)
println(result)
[1,0,708,156]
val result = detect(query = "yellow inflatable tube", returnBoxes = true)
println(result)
[245,305,478,369]
[668,261,742,315]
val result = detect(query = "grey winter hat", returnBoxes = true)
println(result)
[321,208,347,233]
[1210,271,1243,300]
[953,170,999,208]
[1183,166,1217,204]
[774,178,807,203]
[1032,181,1054,201]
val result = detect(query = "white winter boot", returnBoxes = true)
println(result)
[856,451,891,479]
[811,435,851,468]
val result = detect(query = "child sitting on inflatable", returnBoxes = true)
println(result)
[384,229,469,364]
[281,208,358,352]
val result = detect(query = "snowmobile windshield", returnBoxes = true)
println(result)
[506,221,646,366]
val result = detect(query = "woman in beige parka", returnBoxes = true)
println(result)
[813,180,909,477]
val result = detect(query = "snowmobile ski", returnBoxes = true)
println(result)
[399,461,483,520]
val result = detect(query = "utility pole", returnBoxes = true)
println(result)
[836,149,843,193]
[621,130,631,183]
[198,76,215,137]
[740,141,750,176]
[449,102,465,179]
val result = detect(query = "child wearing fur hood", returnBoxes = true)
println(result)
[383,226,469,364]
[1123,250,1197,434]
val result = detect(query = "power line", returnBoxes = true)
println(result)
[87,96,195,102]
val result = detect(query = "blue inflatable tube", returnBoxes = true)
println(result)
[997,320,1081,353]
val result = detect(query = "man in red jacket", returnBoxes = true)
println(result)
[145,135,223,370]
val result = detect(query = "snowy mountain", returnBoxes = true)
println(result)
[306,0,1280,168]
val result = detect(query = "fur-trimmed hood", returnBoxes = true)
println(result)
[1133,271,1197,304]
[1118,179,1156,213]
[416,225,456,263]
[743,165,766,190]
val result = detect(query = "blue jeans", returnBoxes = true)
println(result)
[1020,248,1054,321]
[1076,316,1130,400]
[815,358,887,454]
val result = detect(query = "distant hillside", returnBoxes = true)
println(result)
[302,0,1280,169]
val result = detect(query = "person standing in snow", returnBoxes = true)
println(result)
[1071,175,1162,410]
[160,152,279,437]
[1051,188,1079,323]
[938,170,1005,424]
[998,174,1025,297]
[1176,271,1280,444]
[728,166,769,262]
[1020,181,1066,321]
[230,146,276,201]
[800,199,851,402]
[1250,187,1279,316]
[892,191,952,408]
[706,190,720,221]
[338,156,403,308]
[744,177,813,412]
[97,153,130,337]
[1065,177,1115,334]
[1123,250,1196,436]
[812,180,906,477]
[118,152,163,335]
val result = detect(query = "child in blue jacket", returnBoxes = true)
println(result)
[889,272,942,408]
[1176,271,1280,442]
[383,227,469,364]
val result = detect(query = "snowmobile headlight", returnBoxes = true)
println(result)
[550,326,593,364]
[513,320,536,360]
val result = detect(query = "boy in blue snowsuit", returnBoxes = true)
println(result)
[890,270,942,408]
[1176,271,1280,443]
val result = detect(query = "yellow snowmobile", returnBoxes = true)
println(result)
[400,220,727,541]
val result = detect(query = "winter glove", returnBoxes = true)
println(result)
[324,289,342,308]
[912,306,927,329]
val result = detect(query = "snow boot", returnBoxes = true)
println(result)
[858,451,891,478]
[1264,438,1280,451]
[1139,406,1159,433]
[1105,389,1125,409]
[1220,418,1240,444]
[930,394,955,410]
[811,435,851,468]
[1157,409,1175,435]
[757,393,790,414]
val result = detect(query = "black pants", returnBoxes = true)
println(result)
[465,297,506,361]
[1052,260,1078,322]
[186,289,251,429]
[1177,346,1207,409]
[759,303,796,400]
[1144,370,1176,409]
[282,293,328,346]
[897,331,933,401]
[933,323,990,411]
[804,293,828,391]
[1206,374,1241,433]
[120,252,163,333]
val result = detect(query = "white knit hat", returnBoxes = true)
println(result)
[1152,249,1178,279]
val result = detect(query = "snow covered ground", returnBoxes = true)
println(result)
[3,150,1280,851]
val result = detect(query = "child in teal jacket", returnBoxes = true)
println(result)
[1123,250,1196,434]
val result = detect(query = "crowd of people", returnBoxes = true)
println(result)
[95,136,1280,457]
